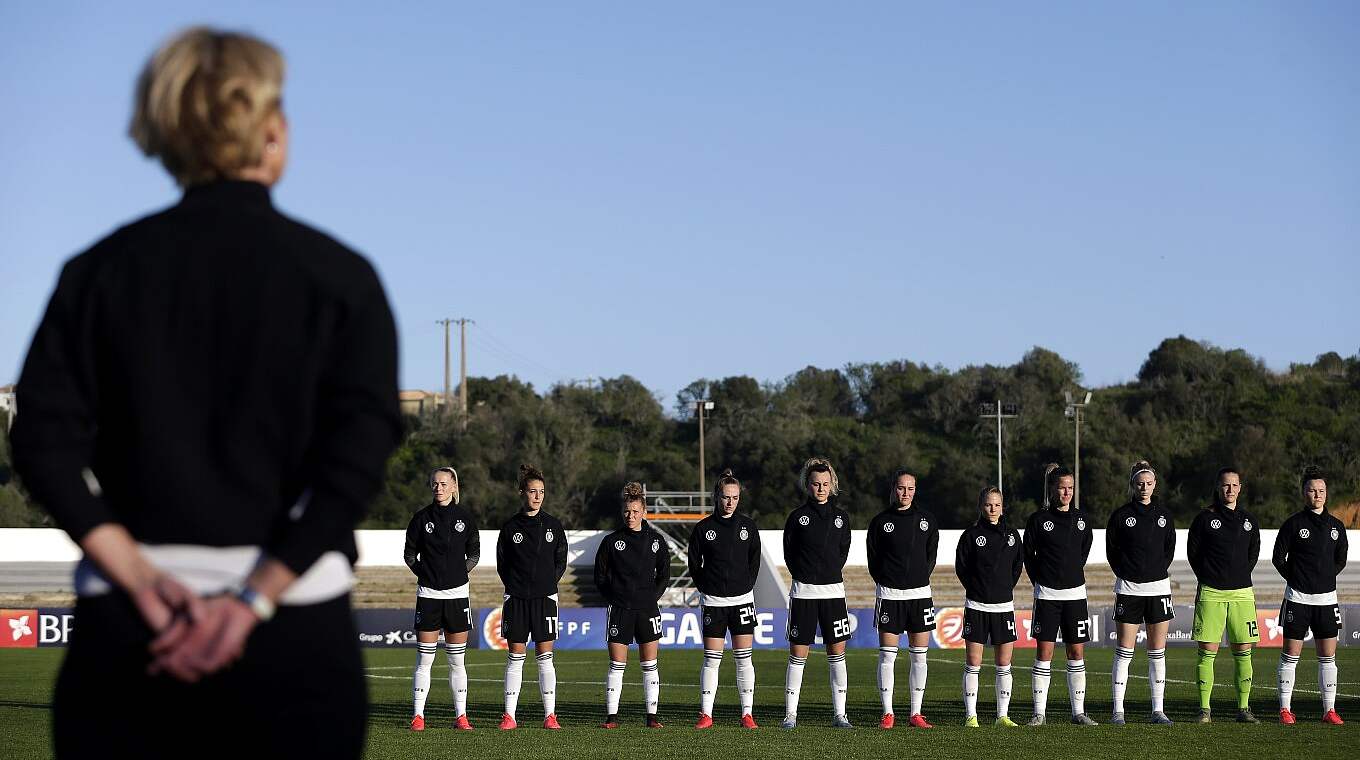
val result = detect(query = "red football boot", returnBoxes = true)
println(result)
[879,713,895,729]
[740,713,759,729]
[498,713,517,730]
[908,713,934,729]
[646,714,665,729]
[453,714,473,730]
[1322,709,1345,725]
[695,713,714,729]
[602,714,620,729]
[544,713,562,730]
[1279,708,1296,725]
[410,715,425,732]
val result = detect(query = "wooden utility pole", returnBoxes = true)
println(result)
[458,318,470,430]
[436,319,453,417]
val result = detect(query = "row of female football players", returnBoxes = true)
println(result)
[401,458,1347,730]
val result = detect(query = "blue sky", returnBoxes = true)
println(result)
[2,2,1356,404]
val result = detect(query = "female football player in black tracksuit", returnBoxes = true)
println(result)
[688,469,762,729]
[1273,466,1348,725]
[866,468,938,729]
[782,457,854,729]
[404,466,480,731]
[1023,464,1097,727]
[496,464,569,730]
[595,482,672,728]
[1106,460,1176,726]
[955,486,1024,728]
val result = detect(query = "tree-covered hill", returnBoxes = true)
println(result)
[3,337,1357,532]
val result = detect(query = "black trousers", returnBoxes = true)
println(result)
[54,592,366,760]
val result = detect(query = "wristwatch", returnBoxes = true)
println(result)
[234,585,276,622]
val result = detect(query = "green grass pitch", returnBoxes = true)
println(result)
[2,647,1356,759]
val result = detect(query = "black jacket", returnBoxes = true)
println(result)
[404,502,480,590]
[1187,503,1259,591]
[955,517,1024,604]
[687,512,761,599]
[1023,507,1093,590]
[783,498,852,585]
[1106,501,1176,583]
[10,181,401,576]
[1273,509,1348,595]
[866,506,939,590]
[595,523,671,609]
[496,510,568,599]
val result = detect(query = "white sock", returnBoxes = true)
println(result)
[785,654,806,717]
[537,651,556,717]
[606,660,626,716]
[1319,655,1338,713]
[996,665,1013,718]
[829,651,848,718]
[701,649,722,715]
[1067,659,1087,716]
[641,659,660,715]
[413,641,438,717]
[1032,660,1052,717]
[963,664,981,718]
[734,648,755,715]
[445,641,467,717]
[1148,648,1167,713]
[504,651,526,719]
[908,646,929,716]
[877,646,898,715]
[1278,652,1299,710]
[1112,647,1134,714]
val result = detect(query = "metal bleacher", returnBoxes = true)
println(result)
[643,489,712,607]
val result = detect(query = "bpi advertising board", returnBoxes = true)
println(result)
[7,605,1358,649]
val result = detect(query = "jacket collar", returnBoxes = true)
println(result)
[180,179,272,209]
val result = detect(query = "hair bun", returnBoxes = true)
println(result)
[1044,463,1059,477]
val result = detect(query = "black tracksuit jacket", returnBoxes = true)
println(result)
[9,181,401,576]
[496,510,568,599]
[404,502,480,590]
[595,523,671,609]
[1023,507,1093,590]
[955,517,1024,604]
[1186,503,1259,591]
[783,498,852,585]
[1106,500,1176,583]
[1273,508,1349,595]
[866,506,939,590]
[687,512,761,599]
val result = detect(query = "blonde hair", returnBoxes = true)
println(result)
[130,27,284,186]
[798,457,840,497]
[429,466,459,504]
